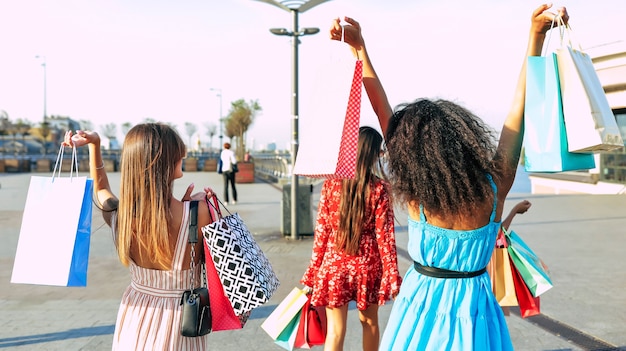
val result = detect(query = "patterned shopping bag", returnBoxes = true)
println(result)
[202,196,280,316]
[293,43,363,179]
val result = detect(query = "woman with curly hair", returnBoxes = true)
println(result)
[334,4,568,350]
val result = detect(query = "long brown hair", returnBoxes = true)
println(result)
[336,126,384,255]
[116,123,187,268]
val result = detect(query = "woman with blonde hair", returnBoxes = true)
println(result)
[63,123,214,350]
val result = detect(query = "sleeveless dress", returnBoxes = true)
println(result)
[379,177,513,351]
[112,201,208,350]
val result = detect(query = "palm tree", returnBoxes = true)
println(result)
[224,99,262,160]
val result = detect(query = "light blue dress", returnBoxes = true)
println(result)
[380,178,513,351]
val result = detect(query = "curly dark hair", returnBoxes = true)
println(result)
[385,98,499,218]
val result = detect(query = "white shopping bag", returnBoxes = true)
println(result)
[556,36,624,152]
[11,147,93,286]
[293,41,362,179]
[261,287,308,340]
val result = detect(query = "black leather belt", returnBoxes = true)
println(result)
[414,261,486,279]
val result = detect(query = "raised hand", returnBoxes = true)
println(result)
[531,4,569,35]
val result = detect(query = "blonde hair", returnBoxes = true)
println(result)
[116,123,186,268]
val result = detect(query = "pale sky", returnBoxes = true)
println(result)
[0,0,624,150]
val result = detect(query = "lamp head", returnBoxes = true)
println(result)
[301,27,320,35]
[270,28,290,36]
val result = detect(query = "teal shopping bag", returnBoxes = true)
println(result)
[523,54,595,172]
[274,309,302,351]
[504,229,553,297]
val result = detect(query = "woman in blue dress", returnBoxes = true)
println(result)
[330,4,569,350]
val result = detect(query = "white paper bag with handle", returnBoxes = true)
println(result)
[293,40,363,179]
[11,146,93,286]
[555,22,624,153]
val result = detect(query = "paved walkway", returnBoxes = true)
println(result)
[0,171,625,350]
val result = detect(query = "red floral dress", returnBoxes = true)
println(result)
[300,178,402,311]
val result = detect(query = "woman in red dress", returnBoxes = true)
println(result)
[301,126,402,351]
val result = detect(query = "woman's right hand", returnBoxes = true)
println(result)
[530,4,569,36]
[330,16,365,54]
[62,130,100,148]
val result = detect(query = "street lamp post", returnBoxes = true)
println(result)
[256,0,330,240]
[210,88,223,153]
[35,55,47,122]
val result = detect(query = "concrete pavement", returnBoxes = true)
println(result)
[0,171,625,350]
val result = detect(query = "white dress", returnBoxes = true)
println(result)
[112,202,208,350]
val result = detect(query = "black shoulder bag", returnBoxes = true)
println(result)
[180,200,212,337]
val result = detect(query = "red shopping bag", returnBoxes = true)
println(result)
[294,295,327,348]
[510,256,541,318]
[293,53,363,179]
[204,238,248,331]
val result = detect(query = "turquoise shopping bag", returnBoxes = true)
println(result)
[504,229,553,297]
[523,53,595,172]
[274,309,302,351]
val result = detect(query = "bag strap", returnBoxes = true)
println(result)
[187,200,201,291]
[206,194,231,217]
[188,200,199,244]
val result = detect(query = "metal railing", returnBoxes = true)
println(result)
[253,154,291,183]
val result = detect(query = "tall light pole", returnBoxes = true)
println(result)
[256,0,330,240]
[35,55,47,122]
[210,88,223,152]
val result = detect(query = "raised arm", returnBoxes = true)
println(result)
[495,4,569,200]
[501,199,532,231]
[331,16,393,138]
[63,130,119,225]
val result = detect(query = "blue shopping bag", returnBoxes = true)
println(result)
[523,53,596,172]
[11,147,94,287]
[505,229,553,297]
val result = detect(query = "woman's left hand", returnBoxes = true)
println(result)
[181,184,215,202]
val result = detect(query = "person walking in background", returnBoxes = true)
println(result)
[220,142,238,205]
[300,126,402,351]
[333,4,568,350]
[62,124,214,350]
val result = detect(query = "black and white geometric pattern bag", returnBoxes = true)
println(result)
[202,196,280,316]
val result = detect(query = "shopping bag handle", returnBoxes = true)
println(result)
[543,15,582,56]
[204,194,232,219]
[52,144,80,181]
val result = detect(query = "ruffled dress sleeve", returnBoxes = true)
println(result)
[300,181,332,288]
